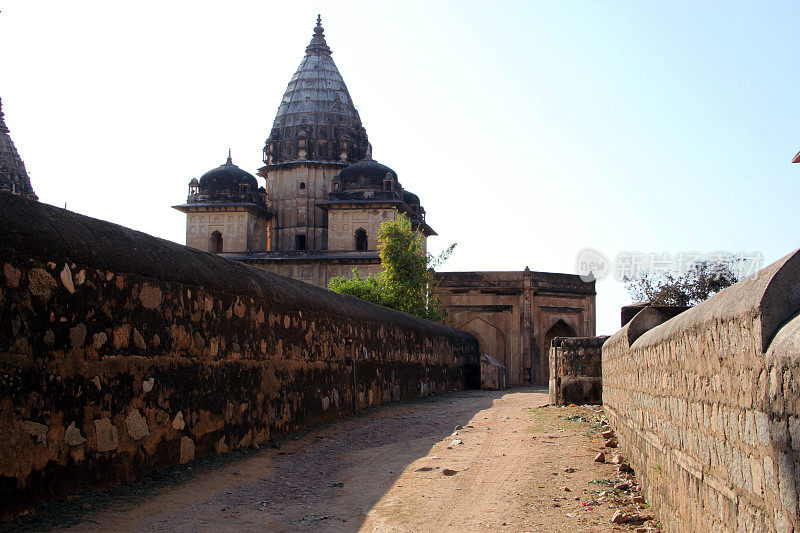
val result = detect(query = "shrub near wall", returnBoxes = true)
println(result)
[603,250,800,532]
[0,194,479,517]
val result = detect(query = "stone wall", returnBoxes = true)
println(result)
[620,301,690,328]
[0,193,479,517]
[548,336,607,405]
[603,250,800,532]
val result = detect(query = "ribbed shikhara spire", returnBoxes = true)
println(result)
[0,98,38,201]
[261,15,370,168]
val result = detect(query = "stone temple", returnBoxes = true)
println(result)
[174,16,596,386]
[0,98,37,200]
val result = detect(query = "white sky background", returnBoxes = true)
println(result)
[2,1,799,335]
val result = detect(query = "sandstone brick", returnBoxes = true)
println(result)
[764,456,777,495]
[4,263,21,288]
[59,264,75,294]
[776,453,798,515]
[789,416,800,451]
[94,418,119,452]
[172,412,185,430]
[216,437,228,454]
[64,422,85,447]
[69,323,86,349]
[750,455,764,496]
[113,324,131,349]
[179,436,194,464]
[28,268,57,298]
[21,421,48,444]
[139,283,162,309]
[133,328,146,350]
[126,409,150,441]
[93,332,107,349]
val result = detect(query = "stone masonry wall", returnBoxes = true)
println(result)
[548,336,607,406]
[0,193,479,517]
[603,250,800,532]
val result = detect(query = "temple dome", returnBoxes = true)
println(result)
[199,159,258,194]
[335,158,396,190]
[402,190,420,206]
[261,16,370,167]
[191,152,262,204]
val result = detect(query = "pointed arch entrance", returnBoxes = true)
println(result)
[458,316,507,368]
[539,319,577,384]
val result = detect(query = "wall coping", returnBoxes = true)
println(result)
[627,249,800,353]
[0,193,473,342]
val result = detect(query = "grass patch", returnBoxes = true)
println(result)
[588,478,616,486]
[526,405,601,434]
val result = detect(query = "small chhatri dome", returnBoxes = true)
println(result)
[0,97,38,201]
[261,15,370,167]
[192,151,261,204]
[336,158,397,187]
[329,157,402,202]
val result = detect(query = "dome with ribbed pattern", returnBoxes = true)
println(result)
[261,16,370,167]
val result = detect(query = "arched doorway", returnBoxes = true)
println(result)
[539,319,577,384]
[210,231,223,253]
[355,228,368,251]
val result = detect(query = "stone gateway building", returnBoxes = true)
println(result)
[436,270,595,386]
[174,17,595,386]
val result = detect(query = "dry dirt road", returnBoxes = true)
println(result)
[9,387,657,532]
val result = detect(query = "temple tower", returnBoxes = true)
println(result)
[0,98,37,200]
[259,16,370,251]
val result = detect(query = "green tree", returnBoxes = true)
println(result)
[329,214,454,322]
[624,259,743,307]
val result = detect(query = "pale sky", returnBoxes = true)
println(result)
[2,1,798,335]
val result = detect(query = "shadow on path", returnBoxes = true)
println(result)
[4,387,544,532]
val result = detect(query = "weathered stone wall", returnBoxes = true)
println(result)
[548,336,607,405]
[0,193,479,517]
[603,250,800,532]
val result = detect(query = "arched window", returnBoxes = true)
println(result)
[299,181,306,190]
[210,231,223,253]
[355,228,368,251]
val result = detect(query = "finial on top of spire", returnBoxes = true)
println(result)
[226,148,233,165]
[307,14,330,54]
[0,97,7,134]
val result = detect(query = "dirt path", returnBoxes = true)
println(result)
[9,388,658,532]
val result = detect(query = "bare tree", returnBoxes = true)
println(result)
[624,259,743,307]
